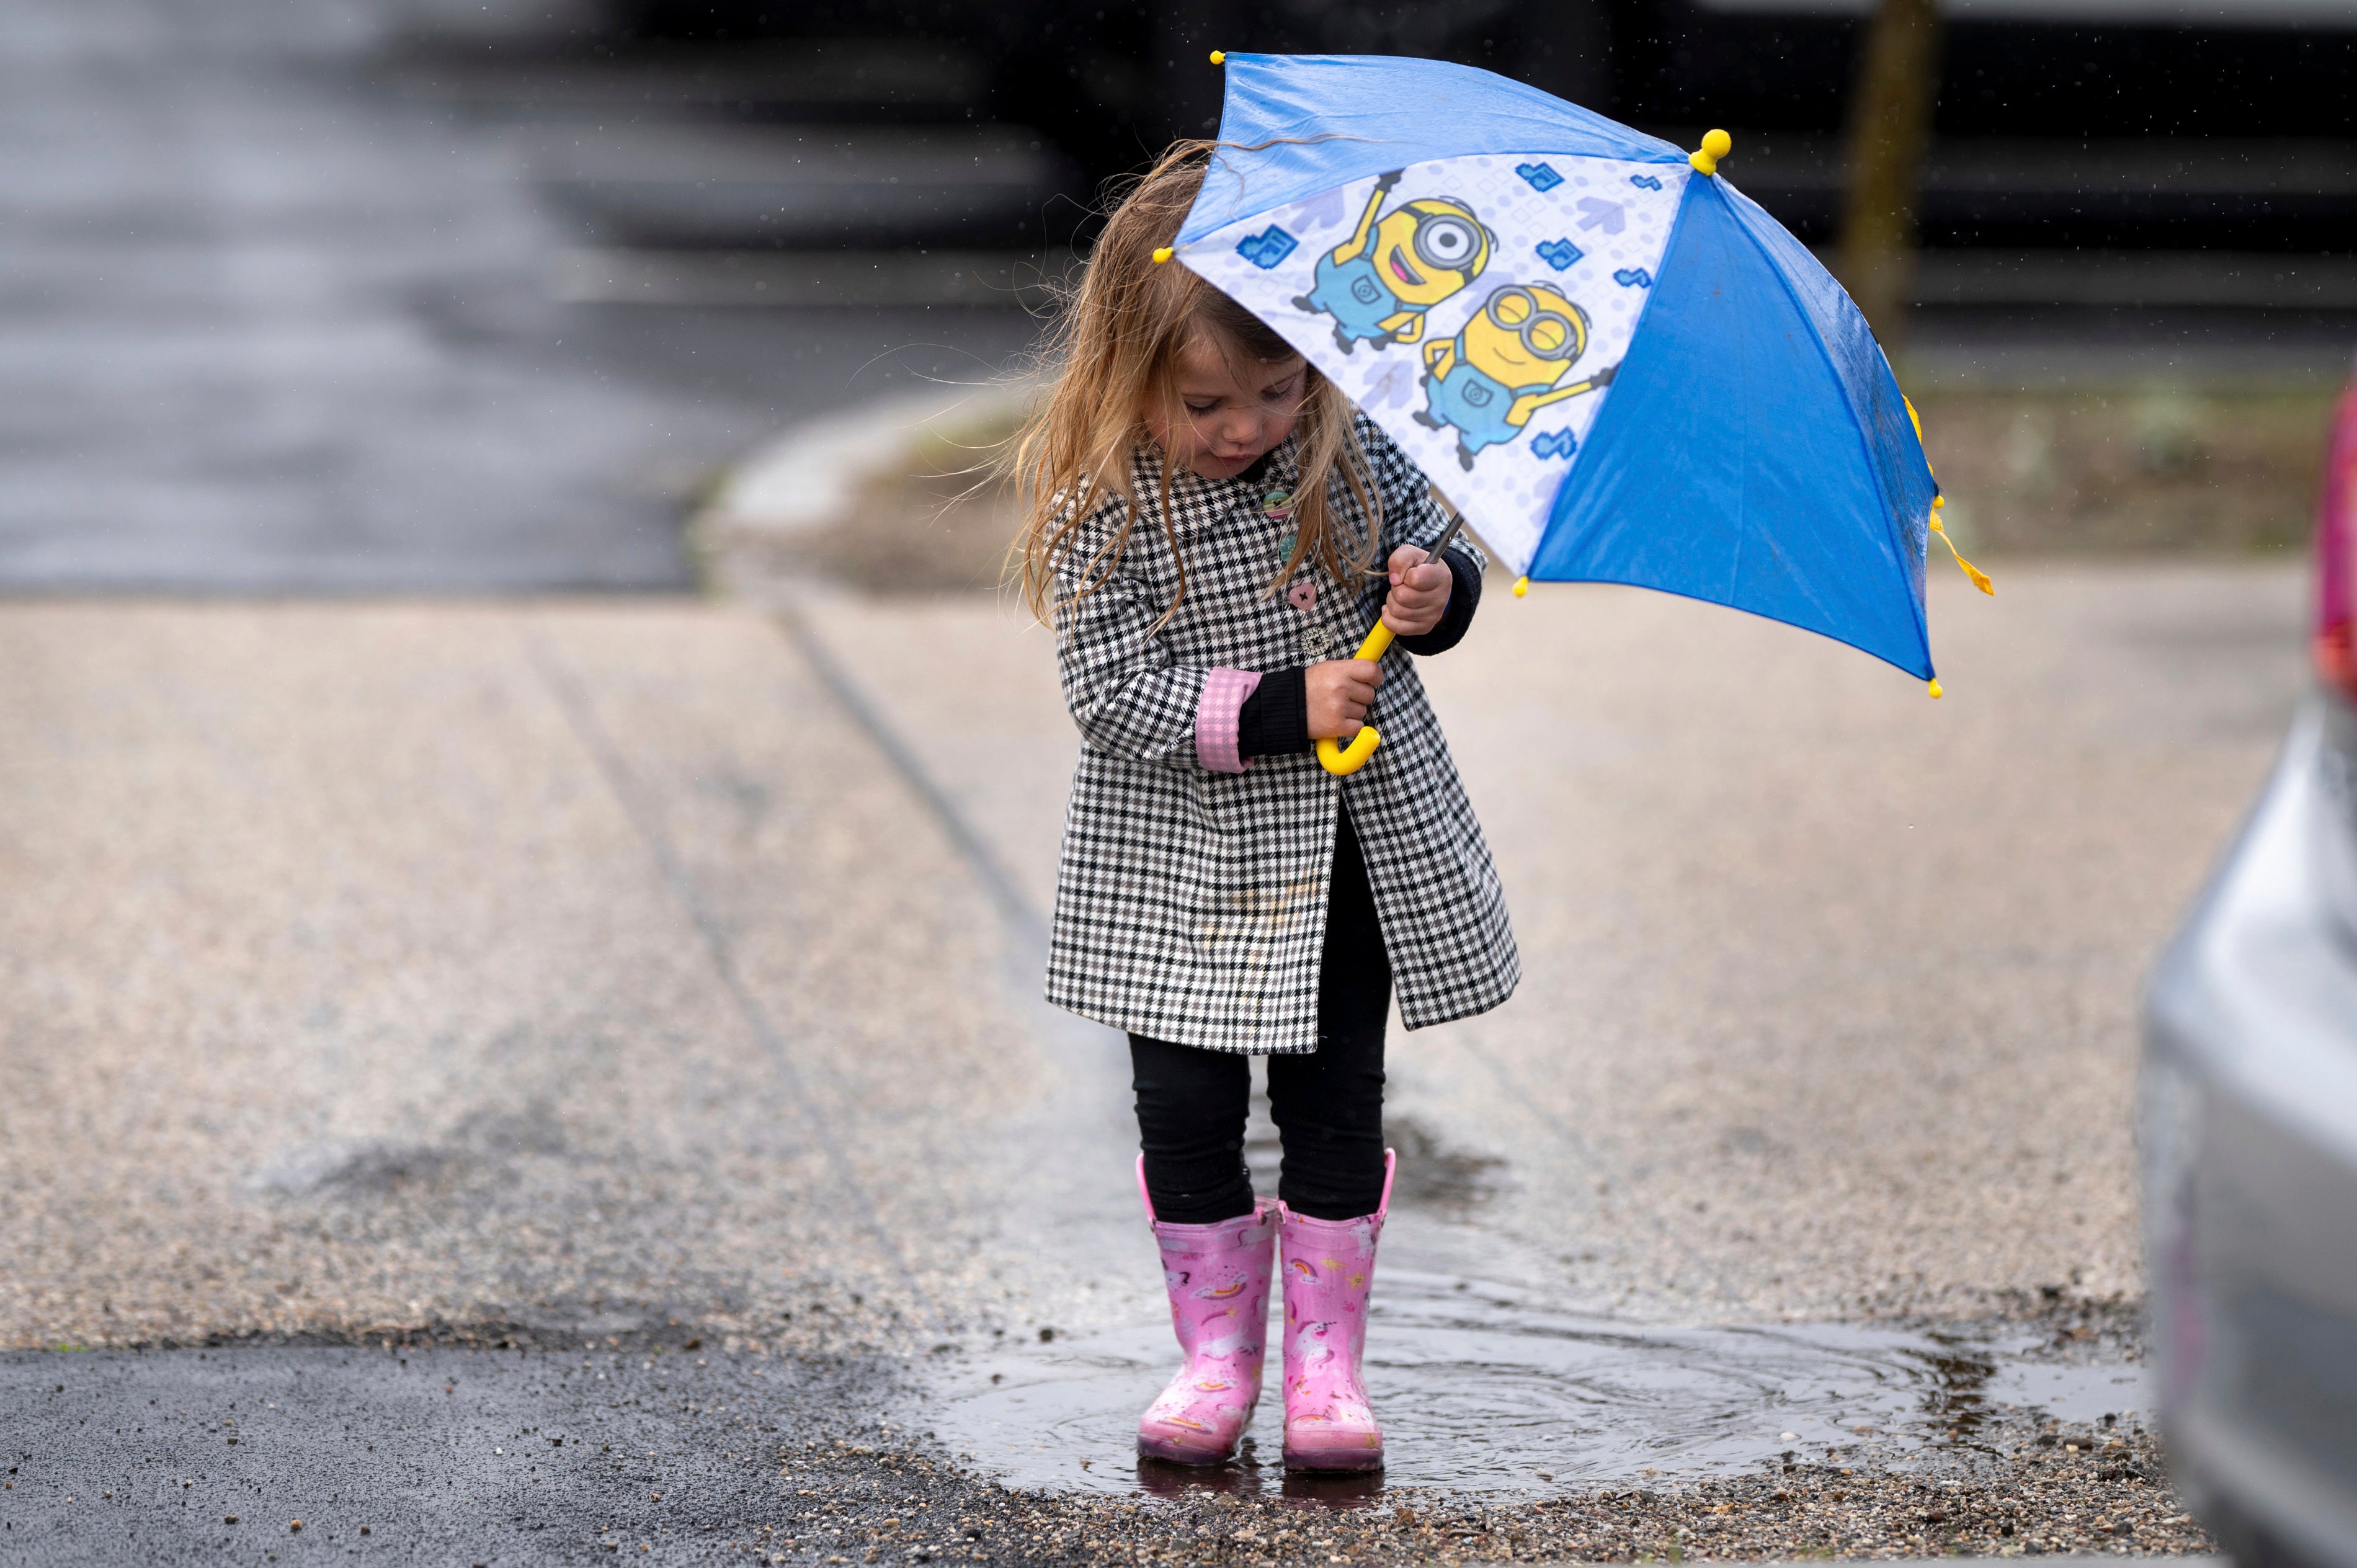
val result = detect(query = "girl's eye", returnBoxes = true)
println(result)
[1186,401,1219,416]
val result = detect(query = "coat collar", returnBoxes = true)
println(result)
[1129,434,1304,523]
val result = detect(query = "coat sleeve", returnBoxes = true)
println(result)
[1051,492,1228,773]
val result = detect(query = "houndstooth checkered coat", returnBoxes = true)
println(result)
[1046,414,1518,1055]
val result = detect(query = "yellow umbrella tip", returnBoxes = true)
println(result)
[1209,50,1226,64]
[1151,247,1174,264]
[1689,129,1732,175]
[1928,679,1943,699]
[1512,576,1529,597]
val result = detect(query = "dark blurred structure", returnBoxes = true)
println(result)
[399,0,2357,349]
[599,0,1613,215]
[563,0,2355,249]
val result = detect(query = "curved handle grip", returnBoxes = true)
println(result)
[1316,728,1381,775]
[1314,621,1397,776]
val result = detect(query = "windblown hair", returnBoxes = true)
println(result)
[1011,141,1379,629]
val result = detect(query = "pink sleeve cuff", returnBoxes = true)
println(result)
[1194,667,1262,774]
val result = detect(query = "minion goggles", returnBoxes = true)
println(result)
[1409,212,1483,272]
[1482,286,1589,361]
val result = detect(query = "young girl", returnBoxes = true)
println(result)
[1015,145,1519,1473]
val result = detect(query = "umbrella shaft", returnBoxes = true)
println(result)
[1415,513,1467,579]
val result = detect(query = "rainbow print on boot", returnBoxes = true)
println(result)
[1278,1149,1396,1471]
[1134,1159,1277,1465]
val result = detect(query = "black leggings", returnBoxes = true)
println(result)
[1130,809,1390,1224]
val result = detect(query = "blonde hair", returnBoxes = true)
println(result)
[1011,140,1379,629]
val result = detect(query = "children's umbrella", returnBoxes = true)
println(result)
[1158,51,1990,775]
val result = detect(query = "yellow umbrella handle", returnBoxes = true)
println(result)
[1314,621,1396,776]
[1310,514,1466,777]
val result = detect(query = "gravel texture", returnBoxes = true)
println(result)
[679,1412,2219,1564]
[893,1425,2214,1563]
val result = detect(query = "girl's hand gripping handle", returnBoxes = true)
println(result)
[1310,510,1466,777]
[1314,621,1396,776]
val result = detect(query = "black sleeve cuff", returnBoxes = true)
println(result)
[1389,547,1483,656]
[1237,667,1310,757]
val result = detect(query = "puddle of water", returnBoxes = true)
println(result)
[920,1272,2145,1501]
[1982,1360,2150,1425]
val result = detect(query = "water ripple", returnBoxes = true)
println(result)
[918,1271,2145,1500]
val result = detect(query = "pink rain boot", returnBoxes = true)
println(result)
[1134,1157,1277,1465]
[1277,1148,1396,1472]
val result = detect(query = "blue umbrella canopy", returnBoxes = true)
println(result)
[1169,51,1954,685]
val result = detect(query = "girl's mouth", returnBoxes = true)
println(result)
[1388,252,1424,287]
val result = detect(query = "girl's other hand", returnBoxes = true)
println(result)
[1379,545,1452,637]
[1306,658,1384,739]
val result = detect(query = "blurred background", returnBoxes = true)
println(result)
[4,0,2351,590]
[5,11,2351,1549]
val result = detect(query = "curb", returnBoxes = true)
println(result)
[692,385,1027,587]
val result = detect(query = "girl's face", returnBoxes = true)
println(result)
[1146,332,1307,481]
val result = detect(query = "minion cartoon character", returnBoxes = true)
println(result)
[1413,283,1618,470]
[1291,169,1493,354]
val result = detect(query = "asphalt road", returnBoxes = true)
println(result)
[0,1346,908,1565]
[0,0,1041,591]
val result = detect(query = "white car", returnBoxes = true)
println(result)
[2142,370,2357,1568]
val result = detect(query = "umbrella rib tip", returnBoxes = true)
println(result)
[1209,50,1226,65]
[1152,247,1175,264]
[1690,129,1733,176]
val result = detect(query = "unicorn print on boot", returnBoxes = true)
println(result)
[1278,1149,1396,1471]
[1134,1158,1277,1465]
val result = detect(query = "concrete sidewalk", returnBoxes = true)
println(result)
[6,569,2301,1346]
[0,600,1092,1356]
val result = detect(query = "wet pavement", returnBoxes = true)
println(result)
[0,1342,2214,1563]
[0,1345,906,1566]
[0,576,2281,1561]
[0,0,1040,590]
